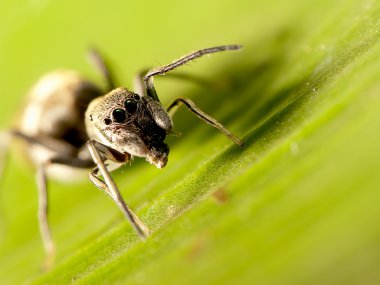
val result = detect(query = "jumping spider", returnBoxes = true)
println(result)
[1,45,243,267]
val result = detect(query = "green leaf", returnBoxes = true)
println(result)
[1,0,380,284]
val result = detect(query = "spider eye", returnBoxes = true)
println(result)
[124,99,137,114]
[112,108,126,123]
[104,118,112,125]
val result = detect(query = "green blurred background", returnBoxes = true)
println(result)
[1,0,380,284]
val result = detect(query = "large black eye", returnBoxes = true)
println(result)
[124,99,137,114]
[112,108,126,123]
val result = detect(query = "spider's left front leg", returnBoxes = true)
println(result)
[134,45,244,145]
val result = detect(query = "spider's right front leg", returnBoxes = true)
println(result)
[86,140,150,238]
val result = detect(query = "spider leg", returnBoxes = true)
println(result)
[36,155,95,270]
[87,48,116,92]
[167,97,244,147]
[87,140,150,238]
[2,130,95,269]
[143,45,241,102]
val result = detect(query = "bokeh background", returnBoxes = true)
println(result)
[1,0,380,284]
